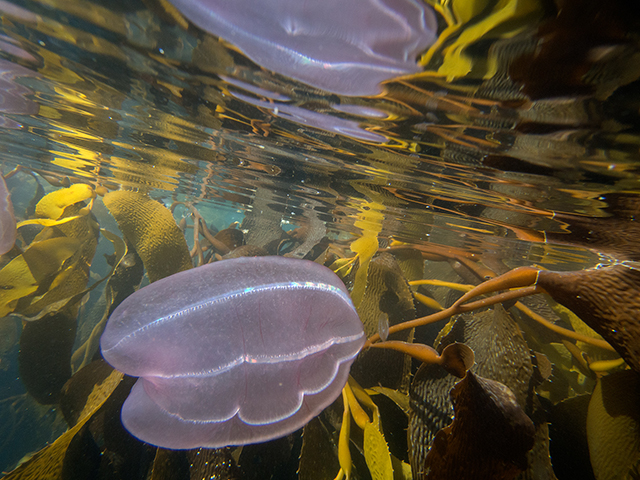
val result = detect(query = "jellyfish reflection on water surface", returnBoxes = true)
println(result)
[167,0,438,95]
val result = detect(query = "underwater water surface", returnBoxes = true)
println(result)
[0,0,639,479]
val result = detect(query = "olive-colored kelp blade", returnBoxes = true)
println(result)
[68,229,128,371]
[20,263,92,318]
[538,264,640,373]
[410,306,555,480]
[18,309,77,404]
[350,252,416,389]
[3,367,123,479]
[439,306,533,407]
[45,203,99,265]
[299,417,341,480]
[388,247,425,284]
[21,237,81,284]
[409,362,458,469]
[149,449,189,480]
[422,372,536,480]
[103,191,192,282]
[548,395,595,480]
[587,370,640,480]
[59,360,116,427]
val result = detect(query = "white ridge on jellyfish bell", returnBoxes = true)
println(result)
[168,0,438,96]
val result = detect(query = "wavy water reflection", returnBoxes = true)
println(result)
[0,0,635,271]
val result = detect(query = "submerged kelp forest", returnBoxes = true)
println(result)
[1,0,640,478]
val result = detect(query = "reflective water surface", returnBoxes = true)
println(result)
[1,0,639,478]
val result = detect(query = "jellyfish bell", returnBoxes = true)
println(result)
[100,256,365,449]
[168,0,438,96]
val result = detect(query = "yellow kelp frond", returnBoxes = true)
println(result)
[35,184,95,220]
[343,379,395,480]
[410,279,474,291]
[349,200,384,308]
[0,256,38,317]
[103,191,192,282]
[343,381,371,430]
[0,237,83,317]
[22,237,81,283]
[363,422,394,480]
[587,371,640,480]
[17,216,83,228]
[335,388,352,480]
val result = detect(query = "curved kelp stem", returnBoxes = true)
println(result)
[410,278,615,352]
[513,301,614,351]
[364,271,543,348]
[449,266,540,307]
[370,342,475,378]
[334,388,352,480]
[366,264,627,365]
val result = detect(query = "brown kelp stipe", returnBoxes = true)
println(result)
[537,264,640,373]
[364,266,543,348]
[365,264,640,371]
[370,341,475,378]
[450,267,540,307]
